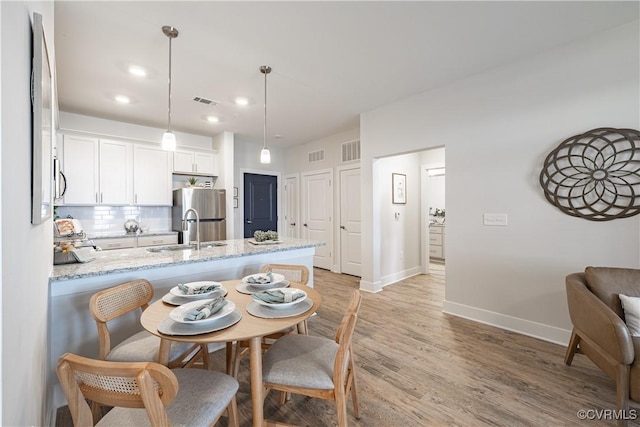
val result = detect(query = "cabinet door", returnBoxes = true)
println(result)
[173,150,194,173]
[62,135,99,205]
[194,152,215,175]
[134,145,171,205]
[99,139,132,205]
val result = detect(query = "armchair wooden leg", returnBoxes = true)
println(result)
[616,364,630,427]
[227,395,240,427]
[226,342,234,375]
[564,329,581,366]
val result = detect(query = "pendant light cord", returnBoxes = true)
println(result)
[167,35,172,132]
[263,68,267,150]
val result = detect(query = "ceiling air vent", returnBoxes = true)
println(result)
[308,150,325,163]
[193,96,218,106]
[342,139,360,162]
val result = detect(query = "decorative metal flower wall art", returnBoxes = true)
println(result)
[539,127,640,221]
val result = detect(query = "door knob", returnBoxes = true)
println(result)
[246,220,252,224]
[290,222,296,227]
[303,223,308,227]
[340,225,346,230]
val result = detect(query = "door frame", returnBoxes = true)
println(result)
[420,161,445,274]
[336,164,360,274]
[239,168,282,235]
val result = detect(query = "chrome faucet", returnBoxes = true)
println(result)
[182,208,200,250]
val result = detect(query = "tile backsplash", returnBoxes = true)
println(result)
[55,206,172,235]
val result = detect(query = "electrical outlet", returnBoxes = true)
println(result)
[483,213,508,226]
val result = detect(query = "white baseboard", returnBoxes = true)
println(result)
[359,279,382,293]
[443,300,572,346]
[380,266,422,288]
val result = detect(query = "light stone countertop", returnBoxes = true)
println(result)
[50,238,324,282]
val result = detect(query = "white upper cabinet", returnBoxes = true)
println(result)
[62,136,132,205]
[99,139,133,205]
[133,145,172,205]
[173,149,218,175]
[62,135,99,205]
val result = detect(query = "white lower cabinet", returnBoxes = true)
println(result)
[95,234,178,250]
[429,225,445,260]
[137,235,178,247]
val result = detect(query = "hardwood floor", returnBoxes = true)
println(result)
[57,265,627,426]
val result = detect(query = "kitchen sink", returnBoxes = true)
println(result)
[146,242,227,253]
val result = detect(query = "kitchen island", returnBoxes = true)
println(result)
[48,237,323,414]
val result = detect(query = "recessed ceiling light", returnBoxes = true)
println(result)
[234,97,249,106]
[128,65,147,77]
[115,95,130,104]
[206,116,220,123]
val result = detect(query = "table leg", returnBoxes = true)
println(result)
[249,336,264,427]
[157,338,171,366]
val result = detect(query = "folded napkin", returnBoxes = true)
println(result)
[252,289,305,304]
[177,282,220,295]
[246,272,273,285]
[183,297,228,321]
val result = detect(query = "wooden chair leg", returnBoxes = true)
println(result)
[348,358,360,419]
[200,344,210,370]
[227,395,239,427]
[335,388,349,427]
[616,364,630,427]
[564,329,581,366]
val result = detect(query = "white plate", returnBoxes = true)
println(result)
[169,281,223,299]
[241,272,286,288]
[162,286,227,306]
[169,298,236,324]
[251,288,307,309]
[246,298,314,319]
[158,310,242,336]
[235,280,289,295]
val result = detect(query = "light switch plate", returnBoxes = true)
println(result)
[483,213,508,226]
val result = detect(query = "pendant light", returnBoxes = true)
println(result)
[161,26,179,151]
[260,65,272,164]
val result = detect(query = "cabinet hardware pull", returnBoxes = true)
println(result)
[95,193,98,203]
[100,193,103,203]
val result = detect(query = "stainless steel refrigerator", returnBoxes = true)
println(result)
[172,188,226,243]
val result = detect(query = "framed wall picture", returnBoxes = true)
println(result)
[392,173,406,204]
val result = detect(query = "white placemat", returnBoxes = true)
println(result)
[236,280,289,295]
[246,298,313,319]
[157,310,242,336]
[162,286,227,306]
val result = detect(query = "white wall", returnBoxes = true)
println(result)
[213,131,235,237]
[377,153,423,283]
[361,21,640,344]
[284,128,360,175]
[1,2,54,425]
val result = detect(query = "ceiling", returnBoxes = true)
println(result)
[54,1,639,148]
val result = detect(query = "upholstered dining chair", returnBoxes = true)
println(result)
[231,264,311,377]
[90,279,209,369]
[57,352,239,426]
[261,289,362,427]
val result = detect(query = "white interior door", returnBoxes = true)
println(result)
[302,170,333,270]
[339,167,361,276]
[284,174,299,239]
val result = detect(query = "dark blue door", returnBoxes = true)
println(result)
[244,173,278,238]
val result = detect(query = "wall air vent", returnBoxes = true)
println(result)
[308,150,325,163]
[341,139,360,162]
[193,96,218,106]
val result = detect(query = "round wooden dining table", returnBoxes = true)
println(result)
[140,279,322,427]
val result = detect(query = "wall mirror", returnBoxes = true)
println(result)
[31,12,53,224]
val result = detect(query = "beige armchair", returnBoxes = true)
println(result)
[565,266,640,425]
